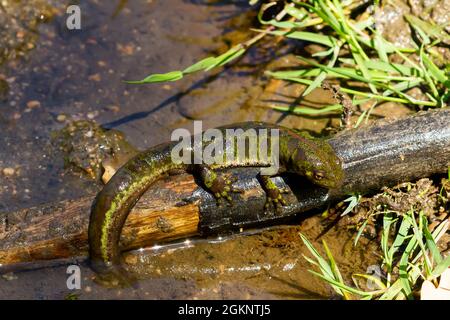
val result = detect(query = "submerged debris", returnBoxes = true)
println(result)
[52,120,138,182]
[0,0,60,65]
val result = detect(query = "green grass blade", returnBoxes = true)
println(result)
[126,71,184,84]
[269,104,342,115]
[205,47,246,71]
[284,4,308,20]
[381,213,395,267]
[308,270,376,298]
[405,14,430,45]
[353,274,387,290]
[388,217,412,261]
[267,30,338,47]
[374,31,389,62]
[409,211,433,273]
[431,255,450,278]
[379,279,405,300]
[323,240,344,283]
[363,60,422,77]
[299,233,335,279]
[303,45,340,96]
[421,52,449,87]
[382,79,423,97]
[398,220,417,300]
[421,215,443,265]
[297,56,369,83]
[322,239,351,299]
[312,47,335,57]
[405,14,450,43]
[183,57,217,74]
[354,219,369,246]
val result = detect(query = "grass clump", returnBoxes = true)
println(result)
[301,175,450,300]
[300,210,450,300]
[128,0,449,125]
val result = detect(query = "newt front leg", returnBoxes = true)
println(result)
[257,175,289,210]
[194,165,242,205]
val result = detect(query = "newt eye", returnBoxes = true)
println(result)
[313,170,325,180]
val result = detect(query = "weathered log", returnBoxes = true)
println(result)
[1,108,449,269]
[0,176,201,267]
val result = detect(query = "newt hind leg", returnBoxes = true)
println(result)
[257,175,289,210]
[195,165,242,205]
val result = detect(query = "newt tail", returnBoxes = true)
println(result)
[88,143,184,286]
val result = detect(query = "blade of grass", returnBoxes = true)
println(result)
[299,233,335,279]
[300,233,344,295]
[419,46,439,98]
[303,45,340,96]
[352,274,387,290]
[405,14,450,43]
[388,217,412,261]
[431,255,450,278]
[354,219,369,246]
[205,47,246,71]
[297,56,369,83]
[268,74,428,105]
[381,213,395,269]
[421,215,443,266]
[125,71,184,84]
[398,216,417,299]
[363,60,423,77]
[421,51,449,87]
[182,57,217,74]
[308,270,377,298]
[405,14,431,45]
[269,104,342,115]
[323,239,352,300]
[409,211,433,273]
[374,31,389,62]
[265,29,338,47]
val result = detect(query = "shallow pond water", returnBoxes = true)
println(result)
[0,0,382,299]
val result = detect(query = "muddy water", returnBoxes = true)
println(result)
[0,215,381,300]
[125,218,380,299]
[0,1,376,299]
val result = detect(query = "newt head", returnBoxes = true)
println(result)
[288,138,344,189]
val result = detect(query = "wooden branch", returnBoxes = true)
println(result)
[1,109,450,269]
[0,176,201,267]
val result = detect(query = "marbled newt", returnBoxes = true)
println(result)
[88,122,344,286]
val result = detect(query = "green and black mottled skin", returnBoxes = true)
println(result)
[88,122,344,287]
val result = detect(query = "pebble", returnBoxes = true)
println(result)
[1,272,18,281]
[56,114,67,122]
[2,167,15,176]
[117,43,135,56]
[88,73,101,82]
[106,105,120,113]
[87,112,96,120]
[26,100,41,109]
[16,30,25,39]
